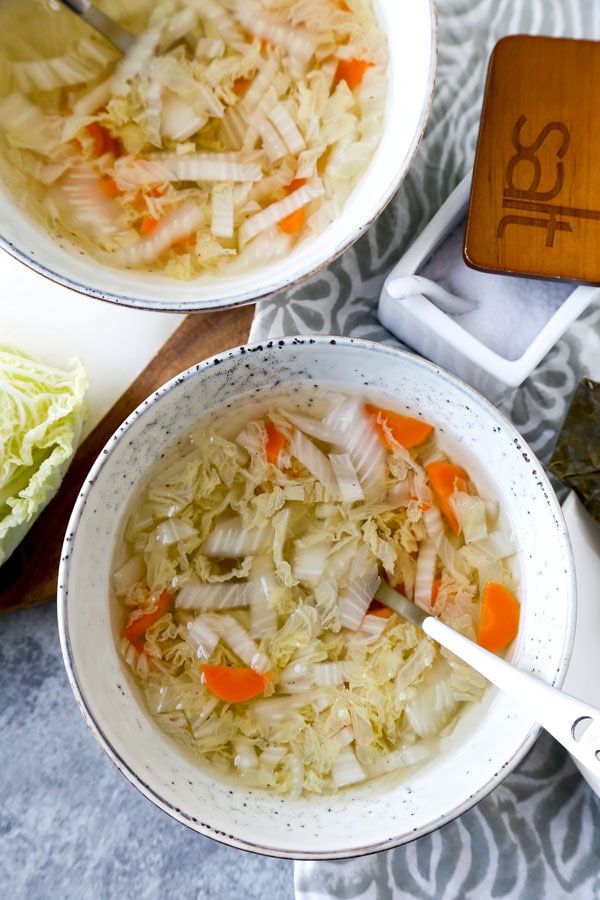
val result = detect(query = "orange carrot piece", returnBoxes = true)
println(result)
[85,122,121,158]
[426,461,469,535]
[172,231,196,249]
[276,179,309,233]
[202,664,269,703]
[278,207,305,234]
[477,582,521,653]
[367,599,394,618]
[233,77,252,96]
[265,421,286,464]
[139,215,159,236]
[333,58,373,90]
[430,577,442,606]
[100,176,121,197]
[285,178,307,194]
[245,33,270,50]
[365,403,434,450]
[124,591,171,643]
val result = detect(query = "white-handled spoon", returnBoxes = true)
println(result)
[376,581,600,774]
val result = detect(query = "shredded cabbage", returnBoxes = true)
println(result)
[0,0,388,279]
[0,346,88,565]
[113,384,518,796]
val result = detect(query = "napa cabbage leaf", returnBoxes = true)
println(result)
[0,346,88,565]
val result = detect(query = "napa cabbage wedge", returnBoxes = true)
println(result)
[0,346,88,565]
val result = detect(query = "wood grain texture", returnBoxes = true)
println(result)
[0,303,255,613]
[465,35,600,283]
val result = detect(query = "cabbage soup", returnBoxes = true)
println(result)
[111,383,520,797]
[0,0,387,279]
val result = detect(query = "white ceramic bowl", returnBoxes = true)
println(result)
[57,336,576,859]
[0,1,436,313]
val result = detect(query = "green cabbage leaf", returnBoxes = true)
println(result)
[0,346,89,565]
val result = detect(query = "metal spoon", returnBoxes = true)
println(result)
[55,0,135,54]
[56,1,204,142]
[375,581,600,775]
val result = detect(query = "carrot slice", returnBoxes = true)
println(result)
[431,577,442,606]
[285,178,307,194]
[202,664,269,703]
[139,215,159,236]
[365,403,434,450]
[138,214,194,245]
[172,231,196,249]
[139,216,195,247]
[276,179,310,233]
[85,122,120,158]
[333,58,373,90]
[278,207,305,234]
[477,582,521,653]
[100,175,121,197]
[123,591,171,642]
[232,76,252,96]
[367,599,394,618]
[426,461,469,535]
[265,421,286,464]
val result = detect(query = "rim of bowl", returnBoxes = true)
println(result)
[56,335,577,858]
[0,0,438,313]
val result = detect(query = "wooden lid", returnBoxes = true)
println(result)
[465,34,600,284]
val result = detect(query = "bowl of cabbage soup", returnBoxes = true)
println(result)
[58,336,575,858]
[0,0,436,311]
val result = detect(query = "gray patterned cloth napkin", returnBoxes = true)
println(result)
[250,1,600,897]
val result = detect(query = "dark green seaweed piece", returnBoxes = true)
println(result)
[549,377,600,526]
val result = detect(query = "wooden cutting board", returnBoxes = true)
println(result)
[0,303,255,613]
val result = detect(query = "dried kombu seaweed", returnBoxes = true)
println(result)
[549,377,600,526]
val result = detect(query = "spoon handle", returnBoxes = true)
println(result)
[424,615,600,774]
[385,273,478,315]
[56,0,135,53]
[57,0,91,13]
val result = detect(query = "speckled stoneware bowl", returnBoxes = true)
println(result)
[57,337,575,859]
[0,0,436,313]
